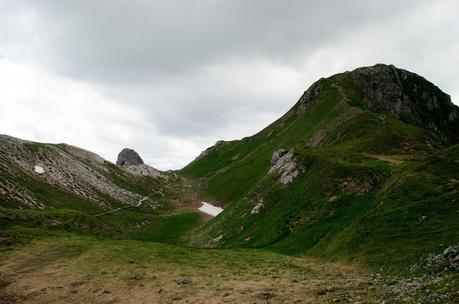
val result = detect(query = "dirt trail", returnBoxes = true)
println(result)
[95,195,150,217]
[361,153,408,164]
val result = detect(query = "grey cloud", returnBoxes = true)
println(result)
[13,0,429,83]
[0,0,458,170]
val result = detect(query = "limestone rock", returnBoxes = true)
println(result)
[297,64,459,144]
[345,64,459,144]
[116,148,144,166]
[121,163,164,178]
[269,149,303,184]
[0,135,151,209]
[425,243,459,272]
[298,78,326,113]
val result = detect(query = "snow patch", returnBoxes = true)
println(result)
[34,166,44,174]
[199,202,223,217]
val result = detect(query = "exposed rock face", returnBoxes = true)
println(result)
[348,64,459,143]
[122,164,164,178]
[298,64,459,144]
[298,78,326,113]
[116,148,144,166]
[250,193,265,215]
[425,244,459,273]
[268,149,303,184]
[270,149,288,164]
[0,178,45,209]
[336,177,376,195]
[0,135,152,209]
[116,148,164,178]
[251,201,264,215]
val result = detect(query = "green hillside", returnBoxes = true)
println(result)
[1,64,458,303]
[181,64,459,268]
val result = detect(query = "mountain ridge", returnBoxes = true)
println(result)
[0,134,167,210]
[1,63,458,267]
[1,63,458,303]
[181,63,459,268]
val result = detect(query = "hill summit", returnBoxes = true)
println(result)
[182,64,459,267]
[298,64,458,144]
[116,148,144,166]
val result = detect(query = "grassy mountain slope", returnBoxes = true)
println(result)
[181,64,459,268]
[0,64,458,303]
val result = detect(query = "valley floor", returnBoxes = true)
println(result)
[0,236,375,304]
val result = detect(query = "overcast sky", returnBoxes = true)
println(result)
[1,0,458,169]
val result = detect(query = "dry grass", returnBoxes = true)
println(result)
[0,237,375,304]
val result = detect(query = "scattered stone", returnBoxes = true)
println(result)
[155,288,163,294]
[69,281,85,287]
[256,291,276,300]
[176,278,191,286]
[147,273,157,280]
[129,274,143,280]
[212,234,223,243]
[251,201,264,214]
[328,195,338,202]
[317,286,334,296]
[425,243,459,272]
[336,177,375,195]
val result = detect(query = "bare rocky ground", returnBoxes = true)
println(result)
[0,134,167,210]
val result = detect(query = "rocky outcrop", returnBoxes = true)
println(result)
[249,193,265,215]
[336,177,376,195]
[371,244,459,303]
[297,64,459,144]
[268,149,303,184]
[347,64,459,144]
[425,244,459,273]
[116,148,144,166]
[298,78,326,113]
[116,148,165,178]
[121,163,164,178]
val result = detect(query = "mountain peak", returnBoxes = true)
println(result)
[298,63,459,144]
[116,148,144,166]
